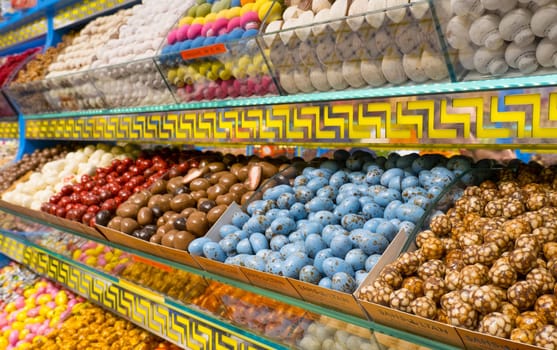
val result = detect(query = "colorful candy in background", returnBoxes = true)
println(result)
[0,263,40,311]
[0,278,84,350]
[0,48,40,87]
[71,241,131,275]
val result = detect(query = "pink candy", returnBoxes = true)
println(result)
[213,18,229,35]
[187,24,203,40]
[240,12,260,30]
[227,17,241,33]
[176,25,190,42]
[14,297,25,309]
[167,29,178,45]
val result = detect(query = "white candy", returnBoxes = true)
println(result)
[446,16,472,49]
[481,0,517,12]
[422,49,449,80]
[458,43,478,70]
[386,0,409,23]
[382,48,408,84]
[346,0,368,31]
[366,0,387,28]
[294,68,315,93]
[327,63,349,90]
[309,66,332,91]
[328,0,349,31]
[280,72,299,94]
[451,0,484,18]
[403,51,428,83]
[410,0,429,19]
[342,60,366,88]
[361,59,387,86]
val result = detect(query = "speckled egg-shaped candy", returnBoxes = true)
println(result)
[460,285,480,305]
[535,325,557,349]
[503,219,531,241]
[484,229,512,251]
[508,281,538,311]
[379,265,403,289]
[415,230,436,248]
[429,214,452,236]
[515,234,541,255]
[445,270,461,291]
[410,296,437,319]
[358,279,393,306]
[331,272,357,293]
[440,290,463,310]
[299,265,322,284]
[389,288,416,313]
[402,276,424,297]
[499,302,520,321]
[459,264,488,287]
[478,312,513,338]
[421,236,444,260]
[534,295,557,324]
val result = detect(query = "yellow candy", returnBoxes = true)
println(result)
[32,316,45,324]
[39,305,50,317]
[258,0,282,22]
[11,321,24,331]
[192,17,205,25]
[19,328,29,340]
[55,291,68,306]
[46,310,55,320]
[227,7,241,18]
[104,252,114,262]
[23,289,35,299]
[205,13,218,22]
[0,336,7,349]
[49,316,60,328]
[32,336,47,344]
[178,16,195,26]
[4,302,16,313]
[35,281,47,290]
[240,3,255,15]
[18,343,31,350]
[37,294,51,305]
[54,305,66,315]
[16,311,27,322]
[84,256,97,266]
[72,249,82,261]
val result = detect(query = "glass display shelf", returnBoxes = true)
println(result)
[0,204,458,350]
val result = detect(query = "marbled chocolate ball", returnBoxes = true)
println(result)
[411,296,437,319]
[478,312,513,338]
[508,281,538,311]
[389,288,416,313]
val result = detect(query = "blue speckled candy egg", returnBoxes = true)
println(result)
[358,196,374,205]
[256,249,273,260]
[418,170,434,188]
[234,230,249,240]
[298,221,324,236]
[312,210,339,226]
[358,233,389,255]
[401,186,428,202]
[282,252,310,278]
[365,254,382,271]
[399,221,416,234]
[263,184,294,201]
[408,195,431,209]
[276,192,296,209]
[322,225,347,246]
[365,167,384,185]
[316,186,337,200]
[314,248,334,273]
[203,242,226,262]
[361,202,384,219]
[295,186,315,203]
[280,241,306,259]
[388,175,402,191]
[335,198,362,217]
[348,171,366,184]
[294,175,309,186]
[310,168,333,179]
[244,256,266,271]
[374,188,402,207]
[363,218,385,232]
[270,235,289,251]
[345,249,368,271]
[305,234,327,258]
[265,208,281,222]
[266,259,283,274]
[299,265,321,284]
[289,230,307,242]
[383,200,402,220]
[329,171,349,189]
[249,232,269,252]
[349,228,371,246]
[306,197,335,212]
[319,277,332,288]
[231,212,250,227]
[341,214,366,231]
[355,270,369,285]
[322,257,355,278]
[270,216,296,235]
[289,202,308,220]
[188,237,210,256]
[330,234,353,258]
[376,221,398,241]
[220,224,240,238]
[331,272,357,292]
[401,176,419,190]
[395,203,426,223]
[236,238,253,254]
[219,233,241,254]
[380,168,404,186]
[243,215,270,233]
[307,177,329,192]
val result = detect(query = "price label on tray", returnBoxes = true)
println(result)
[180,43,228,60]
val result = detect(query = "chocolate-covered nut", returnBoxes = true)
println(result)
[499,302,520,321]
[107,217,122,231]
[151,206,163,218]
[207,204,227,224]
[424,276,446,303]
[181,207,197,219]
[515,234,541,255]
[207,162,226,173]
[137,207,153,226]
[534,294,557,324]
[489,260,517,289]
[166,177,184,194]
[446,300,478,330]
[120,218,139,234]
[116,203,140,218]
[258,161,278,178]
[534,227,557,245]
[161,231,177,247]
[440,290,462,310]
[173,231,195,250]
[410,296,437,319]
[358,279,393,306]
[170,194,195,212]
[229,183,248,197]
[458,231,483,248]
[197,198,216,213]
[241,191,255,205]
[485,199,504,218]
[206,184,227,201]
[445,249,464,271]
[150,179,167,194]
[445,270,461,291]
[218,173,238,189]
[190,178,211,191]
[478,312,513,338]
[216,193,237,206]
[503,219,531,240]
[484,229,512,250]
[128,191,150,207]
[190,190,207,202]
[186,212,209,237]
[149,233,163,244]
[209,171,227,185]
[173,217,187,231]
[476,242,501,266]
[379,265,403,289]
[516,310,547,331]
[156,223,174,236]
[417,259,445,280]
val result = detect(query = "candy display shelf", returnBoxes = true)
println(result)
[0,202,457,350]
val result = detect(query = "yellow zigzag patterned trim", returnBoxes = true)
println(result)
[0,121,18,139]
[54,0,131,28]
[0,235,272,350]
[25,90,557,146]
[0,19,47,50]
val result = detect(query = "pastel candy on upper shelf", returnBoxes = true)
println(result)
[386,0,409,23]
[536,38,557,68]
[240,11,261,30]
[227,16,242,32]
[531,3,557,41]
[403,51,428,83]
[202,22,215,37]
[499,8,534,47]
[167,29,178,44]
[360,59,386,87]
[366,0,386,29]
[213,18,230,35]
[446,15,472,50]
[346,0,367,32]
[382,48,408,84]
[421,49,448,81]
[469,14,504,50]
[450,0,485,18]
[473,45,509,75]
[187,23,204,39]
[505,42,538,73]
